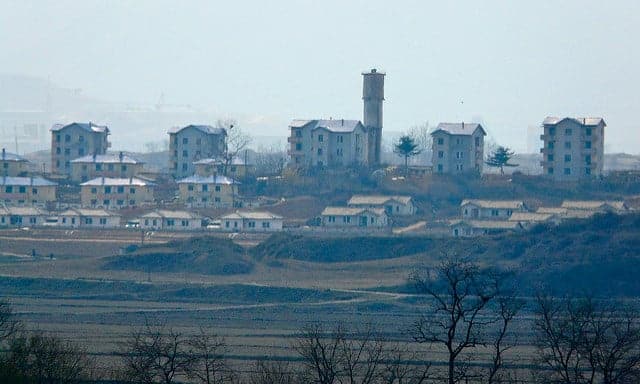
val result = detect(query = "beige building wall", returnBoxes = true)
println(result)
[0,184,56,206]
[51,124,110,174]
[178,182,236,208]
[80,184,154,208]
[169,126,226,178]
[71,161,143,183]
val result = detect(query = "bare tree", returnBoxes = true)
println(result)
[534,294,640,384]
[487,292,524,384]
[249,360,298,384]
[5,331,94,384]
[408,122,431,164]
[294,325,343,384]
[121,322,193,384]
[410,258,507,384]
[0,300,20,345]
[187,327,234,384]
[379,344,431,384]
[215,119,252,176]
[255,144,287,176]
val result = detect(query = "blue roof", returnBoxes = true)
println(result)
[0,176,57,186]
[50,122,109,133]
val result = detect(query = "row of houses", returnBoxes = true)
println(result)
[0,206,284,232]
[318,195,416,230]
[451,199,629,237]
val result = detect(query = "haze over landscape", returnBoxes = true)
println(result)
[2,0,640,153]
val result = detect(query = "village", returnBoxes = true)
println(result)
[0,70,635,238]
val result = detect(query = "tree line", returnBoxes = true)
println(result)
[2,257,640,383]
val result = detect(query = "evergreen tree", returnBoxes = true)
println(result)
[394,135,422,175]
[486,146,518,175]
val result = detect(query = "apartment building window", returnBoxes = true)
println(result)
[456,152,463,159]
[548,167,554,175]
[96,164,102,171]
[262,222,270,228]
[547,154,554,161]
[99,218,107,225]
[336,148,343,156]
[586,167,591,175]
[117,200,124,206]
[181,220,189,227]
[248,221,256,228]
[5,186,12,193]
[56,147,61,154]
[318,134,324,142]
[65,161,70,169]
[548,141,555,149]
[564,168,571,175]
[438,151,444,159]
[585,141,592,149]
[337,135,343,143]
[491,209,499,217]
[295,143,302,151]
[91,187,97,194]
[456,138,461,145]
[564,142,571,149]
[91,199,97,206]
[18,186,26,193]
[65,134,71,142]
[214,197,221,202]
[215,185,221,192]
[565,128,572,136]
[564,154,571,162]
[182,150,188,158]
[295,129,302,138]
[182,138,188,144]
[549,127,556,136]
[437,138,444,145]
[105,186,112,194]
[167,219,175,226]
[475,137,480,147]
[129,200,135,205]
[585,155,592,165]
[117,186,124,193]
[78,148,84,156]
[103,199,110,206]
[108,164,114,171]
[188,184,194,191]
[182,163,188,171]
[85,218,93,225]
[130,188,136,194]
[56,134,61,142]
[32,188,37,194]
[328,216,336,223]
[202,184,208,192]
[317,148,323,155]
[437,164,443,173]
[343,216,351,224]
[586,128,592,136]
[64,148,70,155]
[456,164,463,171]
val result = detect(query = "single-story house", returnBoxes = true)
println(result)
[450,219,523,237]
[320,207,389,228]
[140,210,204,231]
[0,206,48,227]
[347,195,416,216]
[460,199,527,220]
[220,211,283,232]
[508,212,561,228]
[560,200,629,214]
[58,208,121,228]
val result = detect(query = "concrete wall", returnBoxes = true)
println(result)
[321,212,388,228]
[221,218,283,232]
[178,182,236,208]
[80,185,154,208]
[0,185,56,206]
[461,204,524,220]
[71,162,143,183]
[432,131,484,174]
[1,161,30,176]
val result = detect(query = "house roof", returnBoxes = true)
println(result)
[542,117,606,127]
[1,150,28,162]
[193,157,246,166]
[431,122,486,136]
[321,206,386,217]
[168,125,226,135]
[71,153,143,164]
[0,176,57,187]
[60,208,121,217]
[508,212,556,222]
[177,175,238,185]
[50,122,109,133]
[450,219,522,230]
[289,119,364,133]
[347,195,412,206]
[460,199,525,209]
[1,206,47,216]
[220,211,283,220]
[561,200,627,211]
[142,210,201,219]
[80,177,153,186]
[536,207,568,215]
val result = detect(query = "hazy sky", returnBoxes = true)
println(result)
[2,0,639,153]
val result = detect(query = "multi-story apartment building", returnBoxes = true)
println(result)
[540,117,605,181]
[288,119,371,168]
[0,176,57,206]
[1,148,31,176]
[50,122,110,175]
[431,122,486,174]
[168,125,227,178]
[70,152,144,183]
[80,177,154,209]
[176,174,237,208]
[288,69,385,169]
